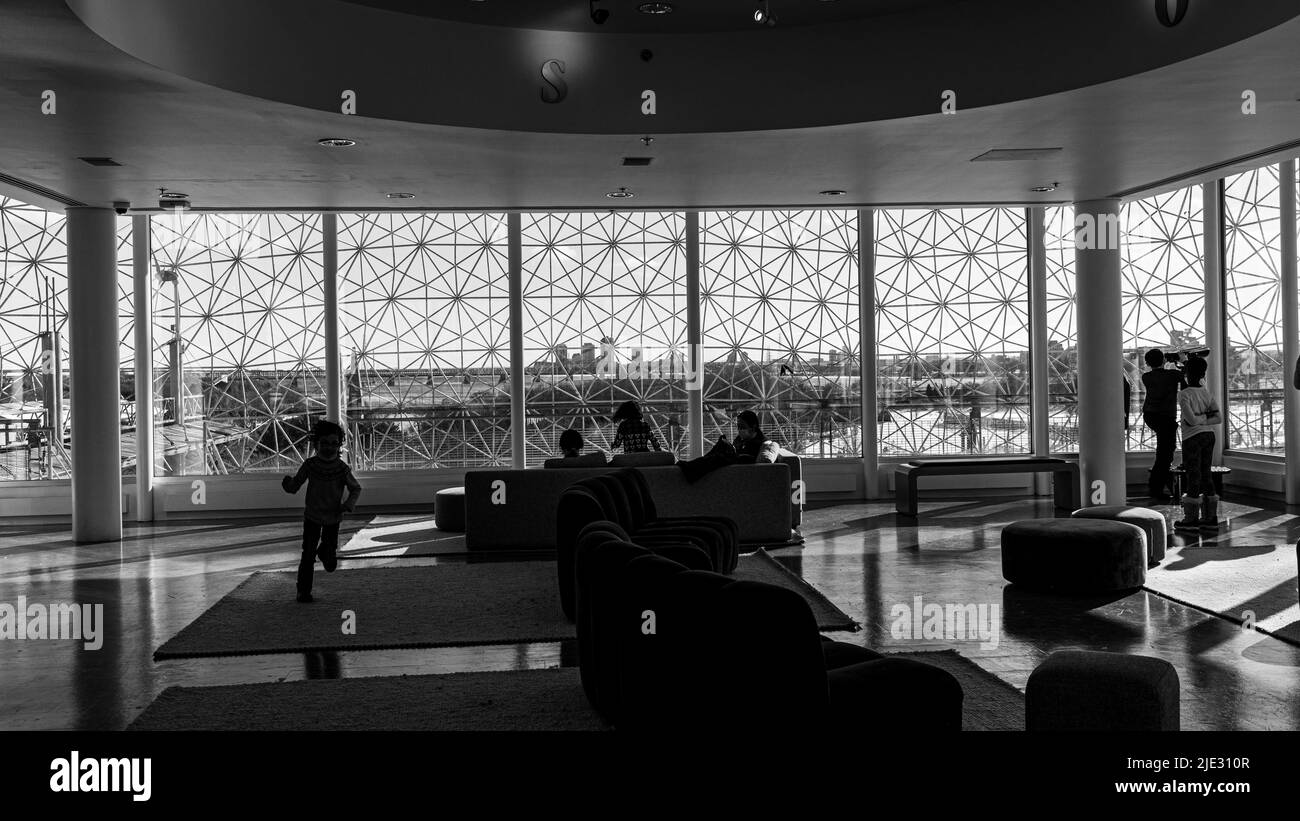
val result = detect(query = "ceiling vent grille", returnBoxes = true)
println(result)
[78,157,123,167]
[970,148,1063,162]
[622,157,654,166]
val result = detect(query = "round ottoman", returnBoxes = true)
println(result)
[434,486,466,533]
[1026,649,1180,731]
[1001,518,1145,592]
[1071,504,1167,565]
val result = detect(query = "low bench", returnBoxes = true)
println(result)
[895,458,1080,517]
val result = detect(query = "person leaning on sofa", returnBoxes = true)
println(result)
[733,410,780,464]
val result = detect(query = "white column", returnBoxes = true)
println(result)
[1074,198,1125,508]
[322,213,342,423]
[1027,207,1051,495]
[66,207,123,543]
[685,211,704,459]
[1280,160,1300,503]
[1202,182,1227,466]
[858,209,880,498]
[508,212,526,467]
[132,214,154,521]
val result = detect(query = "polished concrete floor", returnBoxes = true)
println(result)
[2,491,1299,731]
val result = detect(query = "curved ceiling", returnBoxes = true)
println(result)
[338,0,954,33]
[1,0,1299,212]
[65,0,1300,134]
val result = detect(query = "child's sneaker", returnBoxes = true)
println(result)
[296,591,314,603]
[319,543,338,573]
[1199,495,1220,533]
[1173,495,1202,532]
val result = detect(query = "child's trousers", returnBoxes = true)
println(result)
[297,517,340,595]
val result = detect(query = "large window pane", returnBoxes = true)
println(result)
[1043,205,1078,452]
[875,207,1029,457]
[1224,166,1284,453]
[0,198,133,480]
[700,210,861,458]
[520,211,688,466]
[1121,189,1206,450]
[339,213,510,469]
[1044,188,1204,454]
[150,212,325,474]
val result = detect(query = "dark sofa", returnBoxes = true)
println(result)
[464,457,801,551]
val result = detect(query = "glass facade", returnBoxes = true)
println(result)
[874,207,1030,456]
[701,210,861,457]
[0,165,1296,480]
[520,211,688,466]
[1224,166,1285,454]
[1045,186,1206,454]
[340,212,511,469]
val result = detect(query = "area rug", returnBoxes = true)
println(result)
[128,650,1019,731]
[337,514,466,559]
[153,549,857,660]
[1144,543,1300,647]
[888,650,1025,731]
[127,668,605,731]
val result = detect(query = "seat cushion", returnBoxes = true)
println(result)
[609,451,675,468]
[1071,504,1167,565]
[543,452,609,468]
[1001,518,1146,592]
[433,486,466,532]
[1026,649,1180,731]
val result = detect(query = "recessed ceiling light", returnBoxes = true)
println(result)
[606,187,635,199]
[317,138,357,147]
[819,189,847,196]
[639,2,674,13]
[386,192,415,199]
[159,191,190,200]
[1029,183,1059,192]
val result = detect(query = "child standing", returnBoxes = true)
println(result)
[1175,356,1221,533]
[282,420,363,602]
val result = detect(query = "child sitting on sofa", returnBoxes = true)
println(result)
[734,410,780,464]
[559,428,585,458]
[612,400,661,453]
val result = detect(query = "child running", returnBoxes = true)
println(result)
[282,419,363,602]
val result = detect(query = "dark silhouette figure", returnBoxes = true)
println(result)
[611,400,660,452]
[559,428,584,458]
[733,410,778,463]
[282,419,362,603]
[1141,349,1185,500]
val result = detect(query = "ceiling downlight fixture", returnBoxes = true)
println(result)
[638,2,674,13]
[1029,182,1060,192]
[606,187,635,199]
[386,192,415,199]
[317,138,357,147]
[753,0,776,25]
[819,189,847,197]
